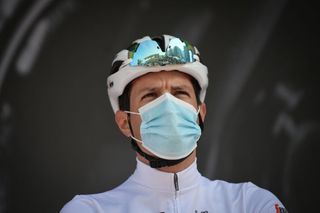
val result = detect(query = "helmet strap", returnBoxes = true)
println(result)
[198,113,204,132]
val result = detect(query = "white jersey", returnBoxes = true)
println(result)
[61,159,286,213]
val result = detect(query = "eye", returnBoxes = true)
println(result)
[141,92,157,101]
[174,90,190,97]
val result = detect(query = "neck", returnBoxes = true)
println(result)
[137,151,197,173]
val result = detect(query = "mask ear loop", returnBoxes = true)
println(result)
[126,112,193,168]
[198,113,204,132]
[197,106,204,132]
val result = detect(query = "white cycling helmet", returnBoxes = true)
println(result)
[107,34,209,113]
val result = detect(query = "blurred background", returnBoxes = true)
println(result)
[0,0,319,212]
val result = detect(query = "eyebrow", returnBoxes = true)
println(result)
[171,84,193,91]
[138,85,192,93]
[137,87,159,94]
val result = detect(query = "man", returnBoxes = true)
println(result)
[61,35,287,212]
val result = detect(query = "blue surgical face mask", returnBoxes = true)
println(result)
[125,93,201,160]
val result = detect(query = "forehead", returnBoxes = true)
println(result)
[131,70,193,90]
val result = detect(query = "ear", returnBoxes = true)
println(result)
[115,111,131,137]
[199,102,206,122]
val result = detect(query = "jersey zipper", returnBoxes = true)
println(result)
[174,173,179,195]
[174,173,179,212]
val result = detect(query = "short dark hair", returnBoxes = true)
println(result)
[118,76,202,111]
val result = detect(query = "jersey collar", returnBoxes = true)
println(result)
[131,158,202,192]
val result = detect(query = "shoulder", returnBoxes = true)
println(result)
[201,178,287,212]
[60,190,123,213]
[244,182,287,213]
[59,173,143,213]
[60,180,134,213]
[200,177,251,196]
[60,195,97,213]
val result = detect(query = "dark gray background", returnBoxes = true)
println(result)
[0,0,319,212]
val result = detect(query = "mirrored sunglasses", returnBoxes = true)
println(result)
[128,38,196,67]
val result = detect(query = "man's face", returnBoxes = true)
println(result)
[115,70,206,157]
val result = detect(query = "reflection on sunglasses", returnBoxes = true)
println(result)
[129,38,196,67]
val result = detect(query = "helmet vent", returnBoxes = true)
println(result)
[110,60,124,75]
